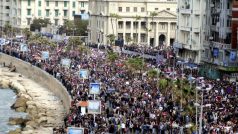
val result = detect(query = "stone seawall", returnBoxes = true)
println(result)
[0,53,71,113]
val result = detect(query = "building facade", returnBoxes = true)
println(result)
[0,0,88,29]
[174,0,206,64]
[200,0,238,80]
[88,0,177,47]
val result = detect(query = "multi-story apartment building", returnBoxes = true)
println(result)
[88,0,177,47]
[174,0,206,64]
[0,0,88,29]
[200,0,238,80]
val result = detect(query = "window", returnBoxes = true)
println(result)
[46,1,49,6]
[118,7,122,12]
[134,7,137,12]
[46,9,50,17]
[118,21,123,29]
[72,11,75,16]
[27,9,31,15]
[55,19,58,26]
[55,1,58,7]
[38,1,41,7]
[73,1,75,8]
[141,7,145,12]
[126,7,130,12]
[27,18,31,25]
[166,8,170,10]
[64,10,67,16]
[27,0,30,6]
[64,1,67,7]
[5,6,10,9]
[38,10,41,16]
[55,9,59,16]
[81,2,84,7]
[155,8,158,10]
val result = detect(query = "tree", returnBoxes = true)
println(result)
[28,34,56,47]
[74,18,88,36]
[22,28,32,40]
[109,13,121,36]
[107,51,118,63]
[106,34,116,46]
[30,18,51,32]
[66,37,83,51]
[126,57,144,73]
[150,11,158,29]
[147,69,158,79]
[125,35,132,45]
[4,22,12,37]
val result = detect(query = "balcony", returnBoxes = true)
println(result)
[180,8,192,14]
[193,10,200,15]
[212,41,231,50]
[193,27,200,33]
[180,26,190,32]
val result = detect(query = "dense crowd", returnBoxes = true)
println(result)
[0,41,237,134]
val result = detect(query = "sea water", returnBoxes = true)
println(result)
[0,89,27,133]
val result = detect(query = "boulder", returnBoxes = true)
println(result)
[25,121,38,128]
[16,107,26,112]
[0,79,10,88]
[8,117,29,125]
[8,128,21,134]
[12,96,28,109]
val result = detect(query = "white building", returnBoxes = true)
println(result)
[88,0,177,47]
[0,0,88,29]
[174,0,206,63]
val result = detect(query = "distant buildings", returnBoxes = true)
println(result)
[174,0,206,63]
[200,0,238,80]
[0,0,89,29]
[88,0,177,47]
[175,0,238,80]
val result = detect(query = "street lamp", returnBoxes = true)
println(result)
[195,85,212,134]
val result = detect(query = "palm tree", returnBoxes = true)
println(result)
[4,22,12,37]
[135,15,141,44]
[150,11,158,29]
[107,51,118,63]
[67,37,83,50]
[126,57,144,74]
[106,34,116,46]
[125,35,132,45]
[22,28,32,40]
[109,13,121,36]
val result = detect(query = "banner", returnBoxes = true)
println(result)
[213,48,219,57]
[41,51,49,60]
[0,38,6,45]
[67,127,84,134]
[89,83,100,94]
[61,58,71,67]
[88,100,101,114]
[230,51,236,61]
[79,69,88,79]
[20,43,28,52]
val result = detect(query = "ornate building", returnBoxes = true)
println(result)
[88,0,177,47]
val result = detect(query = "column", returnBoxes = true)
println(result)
[147,21,150,47]
[130,21,134,40]
[167,22,171,47]
[123,21,126,40]
[138,21,141,44]
[155,22,159,47]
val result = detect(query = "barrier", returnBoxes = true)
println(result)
[0,53,71,113]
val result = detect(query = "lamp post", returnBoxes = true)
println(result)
[195,84,212,134]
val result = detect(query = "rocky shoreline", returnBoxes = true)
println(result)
[0,67,65,134]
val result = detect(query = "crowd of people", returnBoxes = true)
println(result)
[0,40,237,134]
